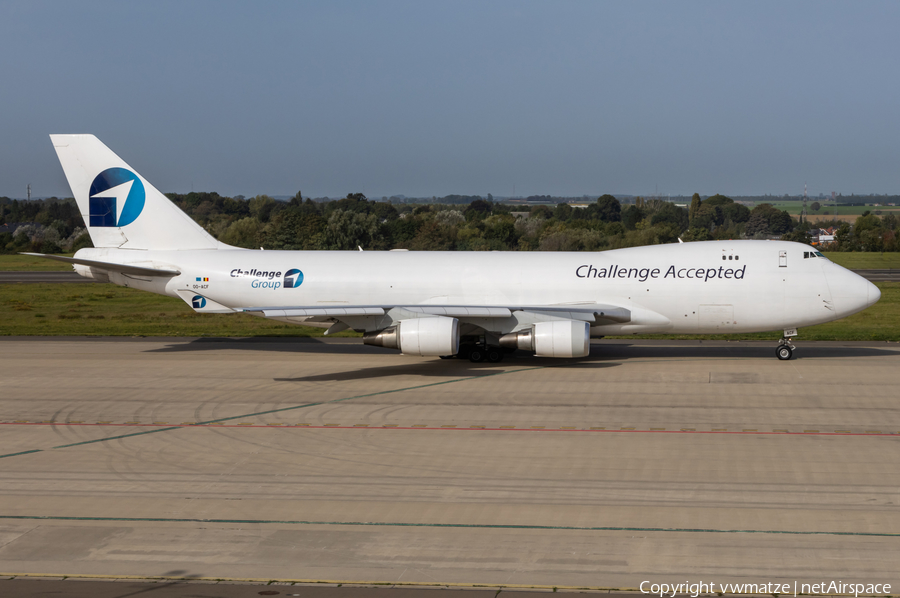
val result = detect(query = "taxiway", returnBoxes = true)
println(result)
[1,337,898,590]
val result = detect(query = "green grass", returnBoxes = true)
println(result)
[1,281,897,341]
[0,254,74,271]
[767,202,900,216]
[0,283,348,337]
[822,253,900,269]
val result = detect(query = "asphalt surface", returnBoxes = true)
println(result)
[851,268,900,281]
[0,271,93,283]
[0,580,589,598]
[1,269,899,283]
[1,338,899,592]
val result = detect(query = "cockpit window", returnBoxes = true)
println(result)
[814,251,826,258]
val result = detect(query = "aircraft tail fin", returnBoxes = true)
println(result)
[50,134,219,250]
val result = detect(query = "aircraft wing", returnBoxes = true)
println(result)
[247,306,388,318]
[21,252,181,277]
[240,303,630,323]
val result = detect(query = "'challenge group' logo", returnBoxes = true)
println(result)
[230,267,304,289]
[88,167,146,227]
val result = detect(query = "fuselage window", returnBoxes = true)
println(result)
[728,255,733,260]
[735,256,739,260]
[722,255,726,260]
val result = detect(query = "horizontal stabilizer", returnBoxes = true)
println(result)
[21,253,180,277]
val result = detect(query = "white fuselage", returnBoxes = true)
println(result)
[73,239,879,337]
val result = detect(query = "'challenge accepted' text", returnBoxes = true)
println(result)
[576,264,746,282]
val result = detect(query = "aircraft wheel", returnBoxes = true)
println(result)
[776,345,793,360]
[487,348,504,363]
[468,347,486,363]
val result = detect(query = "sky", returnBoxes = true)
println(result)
[2,1,899,200]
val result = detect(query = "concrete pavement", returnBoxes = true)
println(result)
[1,338,898,591]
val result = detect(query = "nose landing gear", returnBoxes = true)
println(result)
[776,342,793,360]
[776,328,797,360]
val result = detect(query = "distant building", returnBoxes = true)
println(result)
[809,226,837,246]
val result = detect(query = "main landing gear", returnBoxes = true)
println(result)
[776,329,797,360]
[458,342,505,363]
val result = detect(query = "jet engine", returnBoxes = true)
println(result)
[363,316,460,356]
[499,320,590,358]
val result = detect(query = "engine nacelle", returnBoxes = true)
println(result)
[363,316,460,356]
[500,320,590,358]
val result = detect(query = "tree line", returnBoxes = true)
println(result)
[2,192,898,254]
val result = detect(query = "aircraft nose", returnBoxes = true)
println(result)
[827,265,879,316]
[867,279,881,308]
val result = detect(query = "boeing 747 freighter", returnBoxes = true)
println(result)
[28,135,880,361]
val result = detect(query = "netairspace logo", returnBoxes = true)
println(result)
[192,295,207,309]
[640,581,891,598]
[89,167,146,227]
